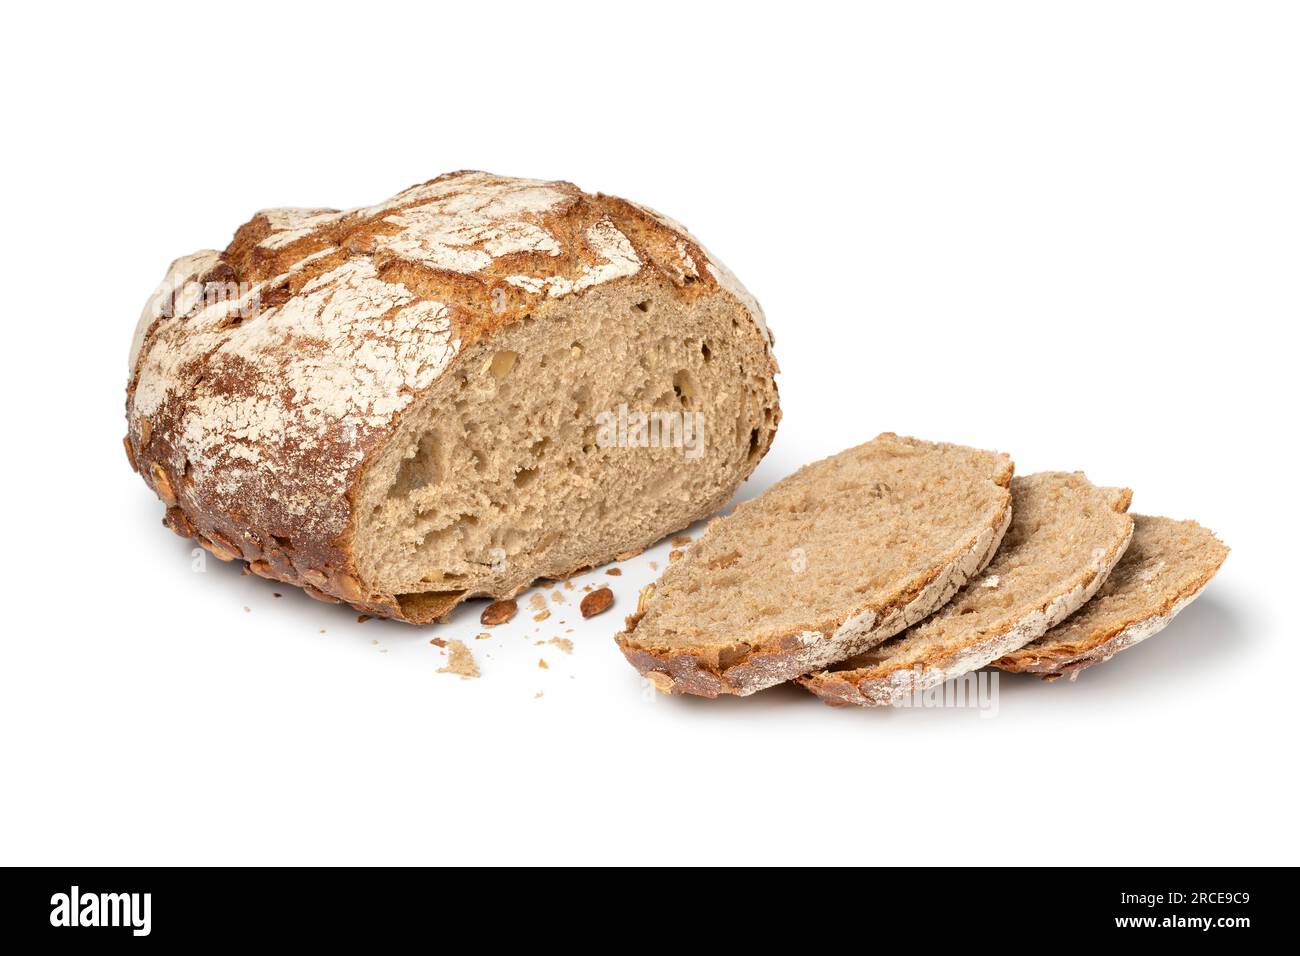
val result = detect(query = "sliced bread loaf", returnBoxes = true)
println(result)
[993,515,1228,678]
[799,471,1133,706]
[125,172,779,622]
[616,434,1014,697]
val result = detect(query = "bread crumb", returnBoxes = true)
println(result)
[533,609,551,622]
[475,632,491,640]
[371,639,379,645]
[272,592,282,598]
[563,580,574,590]
[605,567,622,576]
[438,640,480,679]
[241,565,251,576]
[550,589,566,604]
[319,629,327,634]
[538,658,549,669]
[357,614,371,623]
[671,534,693,547]
[549,637,574,655]
[529,592,547,611]
[243,606,251,613]
[668,549,685,563]
[648,561,659,571]
[430,637,447,647]
[534,691,544,699]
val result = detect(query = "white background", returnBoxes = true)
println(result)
[2,1,1296,865]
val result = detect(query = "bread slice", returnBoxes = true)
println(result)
[799,472,1133,706]
[993,515,1228,678]
[125,172,779,622]
[616,434,1014,697]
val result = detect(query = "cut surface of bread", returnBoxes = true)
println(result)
[800,471,1133,706]
[616,434,1014,697]
[125,172,779,622]
[993,514,1228,678]
[353,272,777,615]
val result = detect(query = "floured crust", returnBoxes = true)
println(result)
[993,515,1228,678]
[800,472,1135,706]
[125,172,777,622]
[616,435,1015,697]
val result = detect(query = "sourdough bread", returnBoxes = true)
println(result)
[616,434,1014,697]
[799,471,1133,705]
[993,515,1228,677]
[126,172,780,622]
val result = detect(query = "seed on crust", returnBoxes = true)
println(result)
[207,529,243,561]
[199,535,240,562]
[645,671,675,694]
[480,599,518,626]
[580,587,614,618]
[149,462,176,506]
[303,584,340,604]
[333,571,365,602]
[163,506,197,539]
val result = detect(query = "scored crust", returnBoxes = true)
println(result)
[616,434,1015,697]
[799,471,1134,706]
[125,172,778,621]
[993,514,1228,678]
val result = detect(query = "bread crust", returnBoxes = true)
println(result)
[126,172,778,622]
[617,437,1015,697]
[1021,583,1208,679]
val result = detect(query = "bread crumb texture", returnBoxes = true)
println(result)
[616,434,1014,697]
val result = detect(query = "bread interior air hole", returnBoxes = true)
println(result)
[351,283,774,597]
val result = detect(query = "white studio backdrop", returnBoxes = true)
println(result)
[0,1,1296,865]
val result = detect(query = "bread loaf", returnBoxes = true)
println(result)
[617,434,1013,697]
[125,172,780,622]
